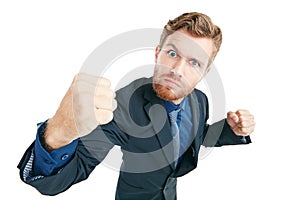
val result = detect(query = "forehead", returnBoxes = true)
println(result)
[162,30,214,61]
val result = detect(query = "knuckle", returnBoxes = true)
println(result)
[95,99,112,110]
[98,77,111,87]
[237,109,249,116]
[96,89,114,99]
[240,120,246,127]
[239,116,244,121]
[112,99,118,111]
[236,110,242,116]
[227,111,233,116]
[95,93,114,103]
[228,113,236,119]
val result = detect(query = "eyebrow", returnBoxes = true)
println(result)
[163,43,206,66]
[163,44,180,54]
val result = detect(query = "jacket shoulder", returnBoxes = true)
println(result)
[116,77,152,95]
[193,88,209,105]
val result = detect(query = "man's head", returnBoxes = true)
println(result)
[153,12,222,104]
[160,12,222,65]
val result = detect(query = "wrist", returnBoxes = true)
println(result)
[44,117,78,151]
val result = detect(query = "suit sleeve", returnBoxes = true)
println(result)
[203,119,251,147]
[17,120,128,196]
[199,91,251,147]
[33,121,78,176]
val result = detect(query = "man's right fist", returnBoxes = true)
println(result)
[45,73,117,150]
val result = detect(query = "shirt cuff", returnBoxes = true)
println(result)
[33,120,78,176]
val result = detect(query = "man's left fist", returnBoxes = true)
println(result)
[227,109,255,136]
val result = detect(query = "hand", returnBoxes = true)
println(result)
[226,109,255,136]
[45,73,117,150]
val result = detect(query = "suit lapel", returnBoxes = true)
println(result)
[188,90,208,161]
[143,87,177,169]
[189,92,200,142]
[142,84,205,169]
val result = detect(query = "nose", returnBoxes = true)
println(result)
[171,58,185,77]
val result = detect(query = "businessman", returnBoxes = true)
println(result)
[18,12,255,200]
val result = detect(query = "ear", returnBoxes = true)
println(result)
[155,46,160,62]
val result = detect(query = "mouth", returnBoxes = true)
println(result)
[163,78,181,88]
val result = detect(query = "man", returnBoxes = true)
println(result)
[18,12,255,200]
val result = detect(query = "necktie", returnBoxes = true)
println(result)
[169,109,180,167]
[179,103,193,157]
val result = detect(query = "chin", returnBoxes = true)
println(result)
[153,83,179,101]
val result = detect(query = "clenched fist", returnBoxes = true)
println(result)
[45,73,117,150]
[227,109,255,136]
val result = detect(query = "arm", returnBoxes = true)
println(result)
[203,118,251,147]
[17,73,118,195]
[43,73,117,151]
[33,121,78,176]
[200,92,254,147]
[17,119,128,195]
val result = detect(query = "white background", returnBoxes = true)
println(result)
[1,0,299,199]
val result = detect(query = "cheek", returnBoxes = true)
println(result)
[157,56,174,68]
[183,70,202,86]
[154,64,169,76]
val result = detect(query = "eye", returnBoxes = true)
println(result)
[189,59,200,67]
[168,50,177,58]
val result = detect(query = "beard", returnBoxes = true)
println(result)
[153,83,179,101]
[152,68,193,101]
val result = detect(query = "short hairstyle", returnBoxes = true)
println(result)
[160,12,222,66]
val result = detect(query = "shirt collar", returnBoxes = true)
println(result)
[163,97,187,114]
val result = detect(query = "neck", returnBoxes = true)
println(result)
[171,97,184,105]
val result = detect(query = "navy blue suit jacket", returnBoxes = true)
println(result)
[18,77,251,200]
